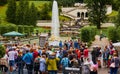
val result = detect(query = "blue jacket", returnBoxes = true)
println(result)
[22,52,33,64]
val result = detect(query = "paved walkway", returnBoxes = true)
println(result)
[90,35,110,74]
[90,35,109,51]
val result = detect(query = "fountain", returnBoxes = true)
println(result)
[49,0,60,46]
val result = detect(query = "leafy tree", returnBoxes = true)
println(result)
[112,0,120,11]
[85,0,107,29]
[6,0,16,23]
[115,7,120,28]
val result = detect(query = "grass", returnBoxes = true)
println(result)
[34,27,50,33]
[29,1,50,10]
[59,15,71,21]
[107,10,118,17]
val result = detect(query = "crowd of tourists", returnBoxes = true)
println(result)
[0,39,120,74]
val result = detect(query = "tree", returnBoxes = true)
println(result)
[39,3,51,20]
[112,0,120,11]
[16,0,25,25]
[23,0,30,25]
[0,0,7,6]
[29,3,37,26]
[6,0,16,23]
[115,7,120,28]
[85,0,107,29]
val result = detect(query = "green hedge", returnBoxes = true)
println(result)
[0,24,17,34]
[108,27,118,42]
[116,27,120,41]
[0,24,34,36]
[17,25,34,36]
[81,26,97,42]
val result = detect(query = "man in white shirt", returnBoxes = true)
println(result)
[8,48,17,73]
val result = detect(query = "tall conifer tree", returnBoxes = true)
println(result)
[6,0,16,23]
[29,3,37,26]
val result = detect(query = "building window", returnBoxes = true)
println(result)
[85,12,88,17]
[77,12,80,17]
[81,12,84,19]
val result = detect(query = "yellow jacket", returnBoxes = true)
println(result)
[46,57,59,71]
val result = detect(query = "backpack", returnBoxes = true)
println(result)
[61,57,69,67]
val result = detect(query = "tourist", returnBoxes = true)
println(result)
[46,52,59,74]
[61,53,70,74]
[39,54,46,74]
[91,47,97,64]
[103,46,109,67]
[7,48,17,74]
[34,55,40,74]
[59,40,63,48]
[33,49,39,61]
[83,46,89,62]
[22,50,33,74]
[75,48,81,60]
[110,53,120,74]
[96,47,102,68]
[16,50,24,74]
[0,54,8,74]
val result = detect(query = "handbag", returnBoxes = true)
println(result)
[110,58,115,68]
[110,62,115,68]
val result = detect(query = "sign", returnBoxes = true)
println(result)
[39,34,48,47]
[65,67,82,74]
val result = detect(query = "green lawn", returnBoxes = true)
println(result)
[59,15,71,21]
[107,10,118,17]
[29,1,50,10]
[34,27,50,33]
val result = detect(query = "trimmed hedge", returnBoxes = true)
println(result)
[81,26,97,42]
[0,24,34,36]
[0,24,17,34]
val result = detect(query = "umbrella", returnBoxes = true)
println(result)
[2,31,24,37]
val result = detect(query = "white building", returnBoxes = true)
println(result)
[61,3,112,20]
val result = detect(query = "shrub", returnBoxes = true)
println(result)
[116,27,120,41]
[80,26,97,42]
[0,45,5,58]
[108,27,118,42]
